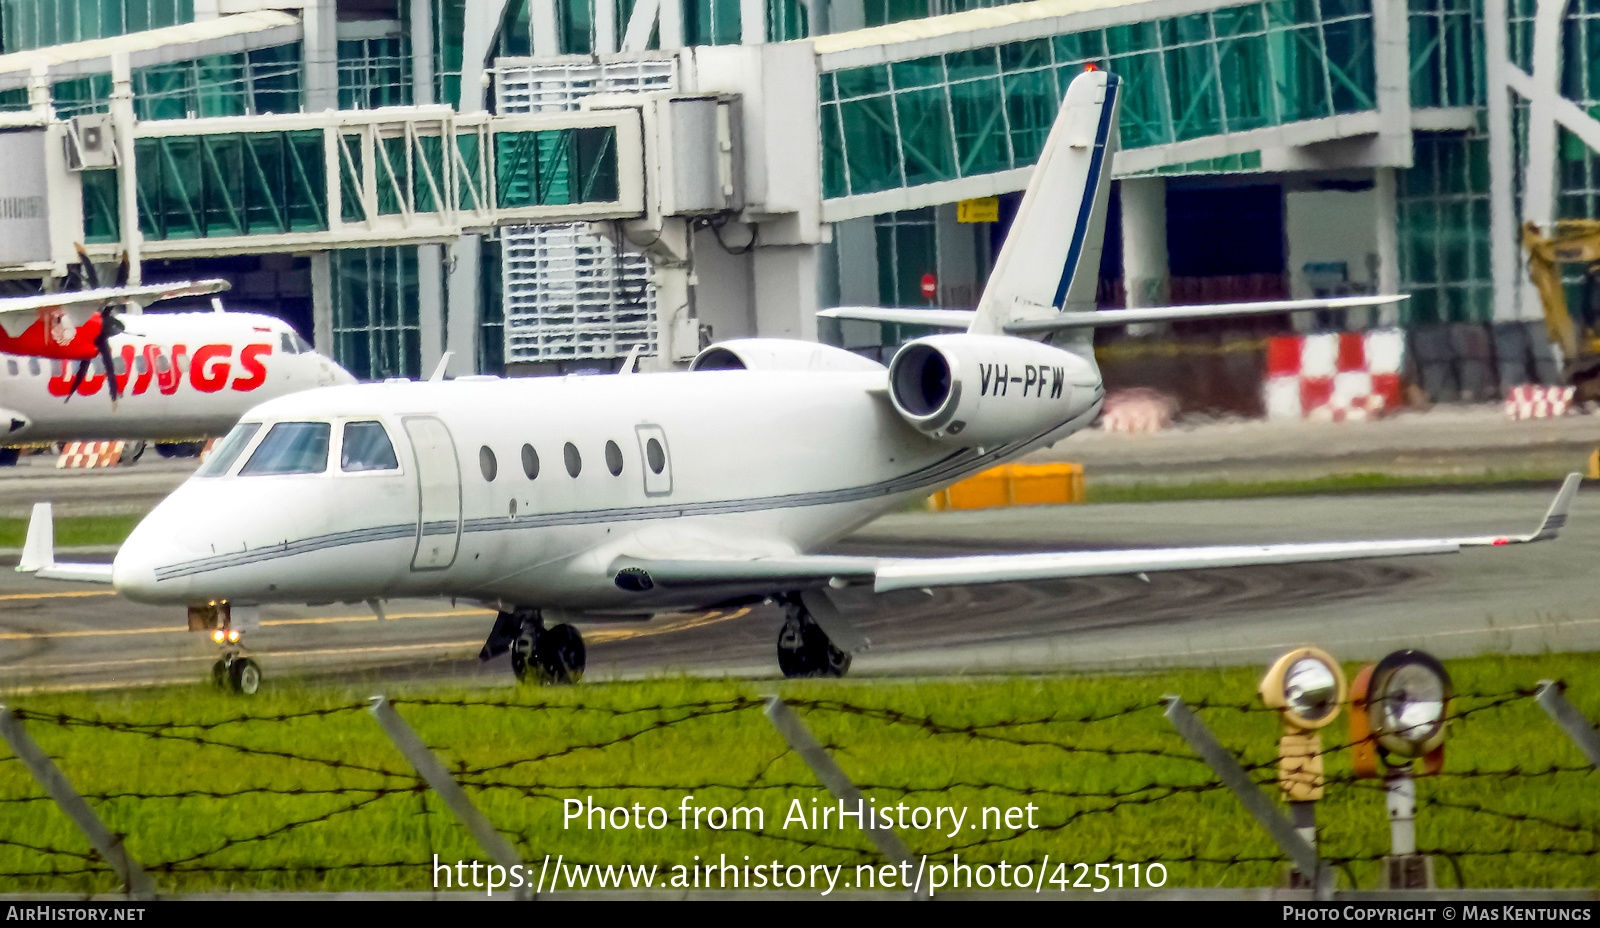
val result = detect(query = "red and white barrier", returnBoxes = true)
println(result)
[56,441,124,468]
[1505,384,1575,420]
[1264,329,1405,422]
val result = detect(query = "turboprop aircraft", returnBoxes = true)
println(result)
[0,305,356,459]
[17,68,1583,695]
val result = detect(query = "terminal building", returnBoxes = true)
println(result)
[0,0,1586,408]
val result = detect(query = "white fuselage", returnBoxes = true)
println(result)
[0,311,353,442]
[111,364,1103,613]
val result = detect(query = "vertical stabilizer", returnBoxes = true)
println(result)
[969,69,1120,336]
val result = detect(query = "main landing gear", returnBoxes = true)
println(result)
[480,609,586,685]
[212,650,262,695]
[776,595,852,679]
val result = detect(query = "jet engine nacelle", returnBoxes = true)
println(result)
[690,338,885,373]
[886,334,1097,445]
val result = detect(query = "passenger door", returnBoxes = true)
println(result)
[405,416,462,570]
[634,424,673,497]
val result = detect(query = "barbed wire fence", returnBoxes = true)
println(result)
[0,682,1595,899]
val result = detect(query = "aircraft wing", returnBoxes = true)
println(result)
[612,474,1580,597]
[0,280,231,339]
[818,295,1406,334]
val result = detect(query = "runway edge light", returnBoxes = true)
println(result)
[1259,646,1346,887]
[1349,648,1454,889]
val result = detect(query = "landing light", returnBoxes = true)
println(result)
[211,630,225,643]
[227,629,241,643]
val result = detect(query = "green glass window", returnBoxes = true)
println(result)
[894,87,956,186]
[332,246,420,381]
[684,0,740,45]
[133,131,326,241]
[495,127,619,208]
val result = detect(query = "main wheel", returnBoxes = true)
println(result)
[121,440,146,464]
[228,658,262,695]
[510,622,541,683]
[776,612,851,679]
[536,624,586,685]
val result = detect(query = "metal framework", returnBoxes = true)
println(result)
[79,104,645,258]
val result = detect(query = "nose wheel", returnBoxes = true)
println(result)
[502,610,586,686]
[212,651,262,695]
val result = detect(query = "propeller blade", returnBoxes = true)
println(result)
[63,262,83,293]
[62,359,90,404]
[73,243,99,289]
[96,332,119,405]
[114,252,129,288]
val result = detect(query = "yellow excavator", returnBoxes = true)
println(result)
[1521,219,1600,402]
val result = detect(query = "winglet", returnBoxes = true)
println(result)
[1460,472,1582,546]
[428,352,454,383]
[18,502,53,573]
[1529,473,1582,542]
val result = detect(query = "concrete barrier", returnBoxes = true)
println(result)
[928,463,1085,511]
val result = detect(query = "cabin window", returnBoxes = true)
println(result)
[605,440,623,476]
[4,360,15,376]
[50,360,63,377]
[280,332,299,355]
[480,445,498,481]
[195,422,262,477]
[521,444,539,479]
[239,422,331,476]
[155,352,170,373]
[27,358,39,376]
[564,442,581,477]
[113,356,126,376]
[341,421,399,472]
[646,437,666,474]
[135,355,148,375]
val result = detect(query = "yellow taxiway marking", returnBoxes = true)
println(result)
[0,606,750,642]
[0,591,118,601]
[0,609,494,640]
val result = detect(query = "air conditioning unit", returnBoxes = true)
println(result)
[65,113,116,171]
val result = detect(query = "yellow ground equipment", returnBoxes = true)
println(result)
[928,463,1086,510]
[1520,220,1600,400]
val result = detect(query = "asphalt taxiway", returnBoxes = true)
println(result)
[1,482,1594,693]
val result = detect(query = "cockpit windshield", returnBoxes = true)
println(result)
[341,421,399,472]
[239,422,331,476]
[194,422,261,477]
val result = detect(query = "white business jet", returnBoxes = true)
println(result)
[18,69,1581,694]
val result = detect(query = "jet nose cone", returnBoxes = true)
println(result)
[112,519,190,604]
[112,544,167,603]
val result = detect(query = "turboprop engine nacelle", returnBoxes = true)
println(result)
[887,334,1098,445]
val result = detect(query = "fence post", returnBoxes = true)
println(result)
[0,706,156,899]
[763,696,928,898]
[367,695,529,898]
[1535,681,1600,768]
[1163,696,1334,900]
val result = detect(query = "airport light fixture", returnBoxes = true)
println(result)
[1349,648,1454,889]
[1259,647,1346,886]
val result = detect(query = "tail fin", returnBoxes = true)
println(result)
[970,68,1120,336]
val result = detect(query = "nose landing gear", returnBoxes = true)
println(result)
[481,608,586,686]
[212,651,262,695]
[193,601,262,695]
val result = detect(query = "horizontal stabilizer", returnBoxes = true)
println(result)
[1006,294,1408,333]
[819,295,1407,335]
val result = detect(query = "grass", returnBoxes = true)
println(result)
[0,653,1595,895]
[0,515,141,548]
